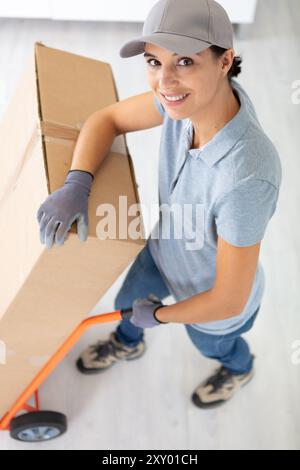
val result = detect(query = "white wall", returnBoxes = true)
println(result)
[0,0,258,23]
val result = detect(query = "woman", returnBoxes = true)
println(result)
[37,0,282,409]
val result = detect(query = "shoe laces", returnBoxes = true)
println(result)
[90,333,123,359]
[206,366,232,390]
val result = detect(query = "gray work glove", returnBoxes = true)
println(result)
[36,169,94,249]
[129,293,169,328]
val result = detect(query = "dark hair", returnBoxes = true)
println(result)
[209,45,242,84]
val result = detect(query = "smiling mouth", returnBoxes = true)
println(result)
[160,92,190,105]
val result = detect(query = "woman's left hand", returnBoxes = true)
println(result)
[129,297,168,328]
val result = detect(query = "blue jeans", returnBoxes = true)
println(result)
[114,242,260,375]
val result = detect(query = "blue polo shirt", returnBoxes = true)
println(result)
[148,78,282,335]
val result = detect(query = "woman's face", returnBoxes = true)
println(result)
[144,43,232,119]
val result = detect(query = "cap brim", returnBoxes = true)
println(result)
[119,33,212,58]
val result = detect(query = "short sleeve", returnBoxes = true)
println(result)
[153,94,165,117]
[214,179,279,247]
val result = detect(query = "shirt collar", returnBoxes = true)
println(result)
[184,80,252,167]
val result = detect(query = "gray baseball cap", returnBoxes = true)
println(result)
[119,0,234,58]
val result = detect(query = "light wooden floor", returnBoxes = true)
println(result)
[0,0,299,450]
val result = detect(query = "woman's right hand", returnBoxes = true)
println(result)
[36,170,94,249]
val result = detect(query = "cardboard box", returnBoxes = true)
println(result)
[0,42,145,419]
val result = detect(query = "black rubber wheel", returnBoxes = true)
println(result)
[10,411,67,442]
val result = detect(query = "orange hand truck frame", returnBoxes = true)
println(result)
[0,308,132,442]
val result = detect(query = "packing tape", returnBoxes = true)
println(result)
[40,120,81,142]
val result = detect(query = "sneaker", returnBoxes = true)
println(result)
[191,356,255,409]
[76,331,146,374]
